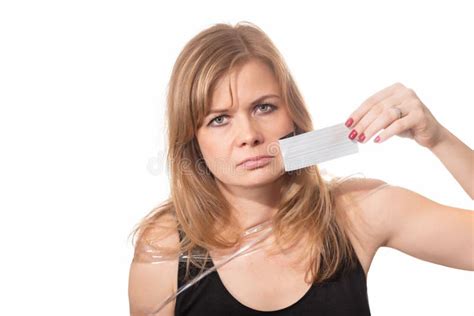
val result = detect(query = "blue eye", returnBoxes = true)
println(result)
[256,103,276,113]
[210,115,227,126]
[207,103,277,127]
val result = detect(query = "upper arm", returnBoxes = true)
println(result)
[364,183,474,271]
[128,214,179,316]
[334,177,392,259]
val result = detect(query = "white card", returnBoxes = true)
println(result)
[278,123,359,172]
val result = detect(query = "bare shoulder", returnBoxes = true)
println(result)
[333,176,388,199]
[332,177,395,271]
[128,211,180,316]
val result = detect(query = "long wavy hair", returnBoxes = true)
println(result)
[129,21,366,285]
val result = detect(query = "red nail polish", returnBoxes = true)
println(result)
[349,130,358,140]
[374,136,380,143]
[358,133,365,142]
[345,118,354,128]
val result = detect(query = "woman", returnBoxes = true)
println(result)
[128,21,473,316]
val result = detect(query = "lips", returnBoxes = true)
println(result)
[237,155,274,167]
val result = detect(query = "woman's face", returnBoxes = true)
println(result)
[196,59,294,188]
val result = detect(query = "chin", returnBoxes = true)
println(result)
[239,170,285,187]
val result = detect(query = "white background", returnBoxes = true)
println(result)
[0,1,472,315]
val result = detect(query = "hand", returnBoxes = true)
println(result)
[344,82,445,149]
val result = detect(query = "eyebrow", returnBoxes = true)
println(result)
[207,94,280,116]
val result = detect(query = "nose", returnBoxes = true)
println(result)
[237,119,264,147]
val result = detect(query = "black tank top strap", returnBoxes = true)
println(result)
[177,229,214,288]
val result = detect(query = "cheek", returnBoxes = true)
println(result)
[272,112,293,131]
[199,138,228,162]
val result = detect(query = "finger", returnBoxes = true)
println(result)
[361,102,411,143]
[345,82,404,128]
[349,93,405,142]
[373,111,417,143]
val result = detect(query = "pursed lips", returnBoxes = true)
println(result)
[237,155,274,166]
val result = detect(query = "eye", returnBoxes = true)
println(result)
[208,114,229,127]
[256,103,277,113]
[207,103,277,127]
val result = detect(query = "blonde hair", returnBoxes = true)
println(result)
[129,21,364,285]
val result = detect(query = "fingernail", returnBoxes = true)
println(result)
[349,130,358,140]
[374,136,380,143]
[345,118,354,128]
[358,133,365,142]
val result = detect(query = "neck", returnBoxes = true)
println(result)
[216,177,283,231]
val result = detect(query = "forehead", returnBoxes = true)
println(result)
[209,59,280,111]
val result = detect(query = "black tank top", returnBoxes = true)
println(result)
[175,230,371,315]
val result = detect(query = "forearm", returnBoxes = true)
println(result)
[429,126,474,199]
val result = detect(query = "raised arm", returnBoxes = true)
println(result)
[429,126,473,199]
[342,82,473,269]
[367,182,474,271]
[341,178,474,271]
[345,82,473,199]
